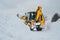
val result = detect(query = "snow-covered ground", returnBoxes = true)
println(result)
[0,0,60,40]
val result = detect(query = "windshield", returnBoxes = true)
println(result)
[25,12,36,21]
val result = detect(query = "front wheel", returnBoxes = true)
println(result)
[30,25,42,31]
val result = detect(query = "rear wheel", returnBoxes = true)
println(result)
[36,25,42,31]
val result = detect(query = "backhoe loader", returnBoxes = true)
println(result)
[21,6,45,31]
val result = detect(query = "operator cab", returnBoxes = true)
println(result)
[25,11,36,21]
[25,11,42,31]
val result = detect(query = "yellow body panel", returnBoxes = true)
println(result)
[35,6,45,27]
[21,16,27,20]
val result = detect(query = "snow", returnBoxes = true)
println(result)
[0,0,60,40]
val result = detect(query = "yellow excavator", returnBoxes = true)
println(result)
[20,6,45,31]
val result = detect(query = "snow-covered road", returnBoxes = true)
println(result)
[0,0,60,40]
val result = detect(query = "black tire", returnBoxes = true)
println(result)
[36,25,42,31]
